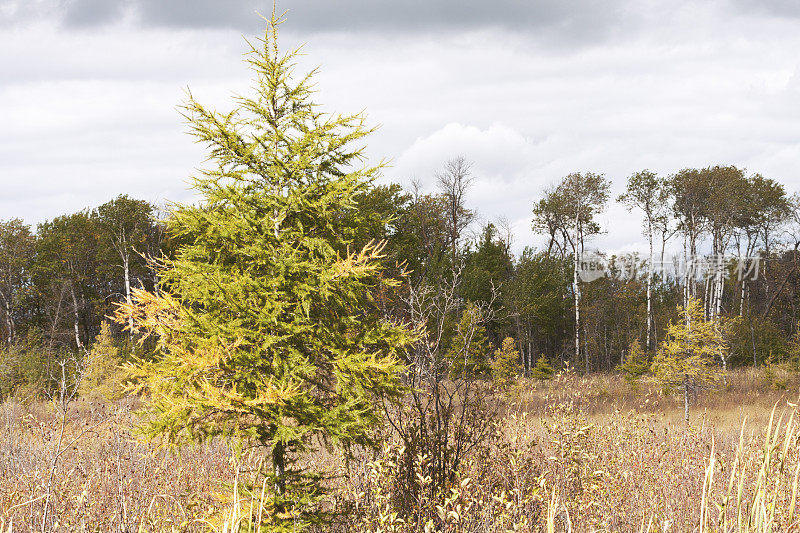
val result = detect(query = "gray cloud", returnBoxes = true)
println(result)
[1,0,638,46]
[61,0,125,26]
[731,0,800,18]
[2,0,799,255]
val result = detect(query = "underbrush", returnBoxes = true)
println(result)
[0,369,798,531]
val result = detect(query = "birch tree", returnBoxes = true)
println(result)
[619,170,670,351]
[670,169,710,308]
[0,219,35,345]
[702,166,747,323]
[534,172,609,370]
[95,195,156,338]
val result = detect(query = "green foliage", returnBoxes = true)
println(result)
[530,354,554,382]
[727,316,788,367]
[651,298,724,418]
[461,223,512,304]
[34,211,101,347]
[115,13,414,530]
[449,303,490,377]
[491,337,522,388]
[395,192,453,284]
[618,339,649,385]
[0,331,51,400]
[79,322,127,401]
[762,354,791,390]
[0,218,35,344]
[786,330,800,371]
[94,195,160,290]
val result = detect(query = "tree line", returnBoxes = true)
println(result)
[3,165,800,376]
[0,196,162,379]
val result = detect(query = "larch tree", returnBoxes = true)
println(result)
[115,13,414,530]
[651,298,725,422]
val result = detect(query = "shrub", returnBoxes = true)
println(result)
[761,354,791,390]
[449,303,491,378]
[0,331,50,400]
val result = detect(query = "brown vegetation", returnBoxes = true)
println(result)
[1,368,798,531]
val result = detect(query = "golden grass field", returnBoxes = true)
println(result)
[1,368,799,532]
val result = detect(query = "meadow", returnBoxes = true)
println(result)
[1,368,798,532]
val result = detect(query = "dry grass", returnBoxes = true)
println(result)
[1,368,799,531]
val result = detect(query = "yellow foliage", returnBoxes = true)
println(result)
[113,287,185,342]
[651,298,725,390]
[80,321,127,401]
[491,337,522,389]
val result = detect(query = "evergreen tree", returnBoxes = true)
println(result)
[491,337,522,388]
[651,298,724,422]
[80,321,126,401]
[115,13,413,529]
[618,338,650,386]
[530,354,555,382]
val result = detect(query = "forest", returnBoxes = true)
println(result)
[3,154,800,387]
[2,12,800,533]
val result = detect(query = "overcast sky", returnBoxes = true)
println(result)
[2,0,799,254]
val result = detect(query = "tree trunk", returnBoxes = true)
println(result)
[0,288,13,345]
[573,209,582,370]
[273,440,286,504]
[3,300,12,345]
[123,253,134,340]
[684,375,690,423]
[739,277,746,317]
[714,251,724,320]
[683,237,690,310]
[646,233,654,350]
[70,284,84,351]
[573,236,581,370]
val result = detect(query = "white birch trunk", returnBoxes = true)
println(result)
[122,253,134,339]
[70,284,83,351]
[0,288,13,345]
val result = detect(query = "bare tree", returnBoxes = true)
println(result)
[436,156,476,265]
[385,265,498,519]
[39,354,101,532]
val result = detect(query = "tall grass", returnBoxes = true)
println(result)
[0,370,798,531]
